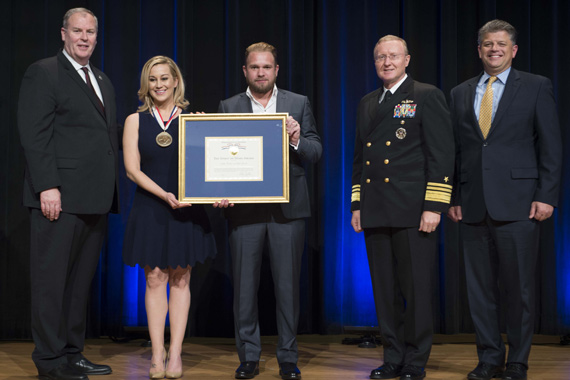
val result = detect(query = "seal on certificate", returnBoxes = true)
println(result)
[229,145,239,156]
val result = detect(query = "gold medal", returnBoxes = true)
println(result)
[156,131,172,147]
[152,106,178,147]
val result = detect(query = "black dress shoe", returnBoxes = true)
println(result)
[39,363,88,380]
[279,362,301,379]
[502,363,527,380]
[235,361,259,379]
[399,365,426,380]
[370,363,403,379]
[69,357,112,375]
[467,362,503,380]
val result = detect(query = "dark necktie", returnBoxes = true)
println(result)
[381,90,392,105]
[81,67,105,115]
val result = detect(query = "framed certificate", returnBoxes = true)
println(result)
[178,113,290,204]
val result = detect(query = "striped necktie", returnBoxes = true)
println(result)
[478,75,497,139]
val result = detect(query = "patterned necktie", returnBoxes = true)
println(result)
[478,75,497,139]
[81,67,105,115]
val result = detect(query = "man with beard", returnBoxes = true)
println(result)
[218,42,322,380]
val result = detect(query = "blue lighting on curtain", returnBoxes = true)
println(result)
[321,0,376,331]
[105,0,569,334]
[123,265,142,326]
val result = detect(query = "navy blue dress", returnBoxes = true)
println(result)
[123,112,216,268]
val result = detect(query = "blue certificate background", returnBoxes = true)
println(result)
[184,119,285,198]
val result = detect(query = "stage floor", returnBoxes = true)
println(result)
[0,335,568,379]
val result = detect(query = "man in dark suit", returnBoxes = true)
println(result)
[351,35,454,380]
[448,20,562,380]
[217,42,321,380]
[18,8,119,380]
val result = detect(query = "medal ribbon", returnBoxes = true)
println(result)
[151,106,178,131]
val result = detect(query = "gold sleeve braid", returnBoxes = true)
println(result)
[425,182,452,204]
[351,184,361,202]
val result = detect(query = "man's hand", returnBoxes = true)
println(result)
[351,210,363,233]
[447,206,463,223]
[419,211,441,233]
[529,201,554,221]
[286,116,301,146]
[40,188,62,221]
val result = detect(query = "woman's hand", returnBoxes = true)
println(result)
[164,192,191,209]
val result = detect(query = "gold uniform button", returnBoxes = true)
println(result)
[366,161,370,166]
[384,178,390,183]
[366,142,372,147]
[366,179,371,184]
[384,159,389,164]
[386,141,391,146]
[400,120,405,125]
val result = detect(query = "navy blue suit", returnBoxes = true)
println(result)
[450,68,562,366]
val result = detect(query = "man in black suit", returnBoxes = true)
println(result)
[218,42,322,380]
[18,8,119,380]
[448,20,562,380]
[351,35,454,380]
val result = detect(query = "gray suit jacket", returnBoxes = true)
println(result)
[218,89,322,220]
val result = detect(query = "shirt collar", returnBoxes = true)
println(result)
[480,67,511,86]
[246,84,279,104]
[384,74,408,95]
[62,48,91,72]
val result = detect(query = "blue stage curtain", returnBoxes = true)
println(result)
[1,0,569,339]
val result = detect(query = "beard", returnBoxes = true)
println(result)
[247,78,275,95]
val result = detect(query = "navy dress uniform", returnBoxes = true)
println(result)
[351,76,454,369]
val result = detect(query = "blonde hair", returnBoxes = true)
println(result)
[137,56,189,112]
[374,35,409,56]
[245,42,278,65]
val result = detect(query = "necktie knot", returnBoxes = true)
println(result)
[380,90,392,105]
[487,75,497,87]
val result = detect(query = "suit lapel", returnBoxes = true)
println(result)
[488,69,520,137]
[238,93,254,112]
[58,52,107,122]
[92,67,111,122]
[276,89,288,113]
[467,74,484,139]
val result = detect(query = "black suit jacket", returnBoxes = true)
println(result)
[18,51,120,214]
[351,76,455,228]
[218,89,322,221]
[450,69,562,223]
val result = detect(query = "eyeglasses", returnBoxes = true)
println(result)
[375,54,404,62]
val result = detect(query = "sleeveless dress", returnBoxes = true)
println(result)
[122,112,216,268]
